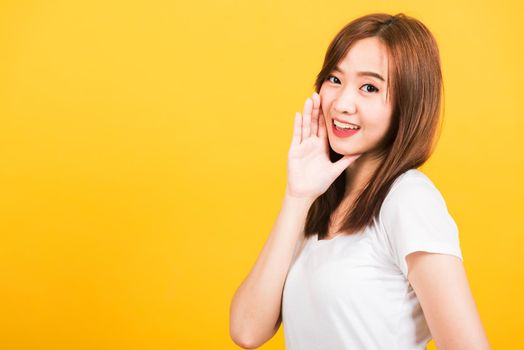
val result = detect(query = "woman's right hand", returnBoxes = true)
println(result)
[285,92,361,202]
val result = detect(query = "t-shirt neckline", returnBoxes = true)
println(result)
[314,232,344,243]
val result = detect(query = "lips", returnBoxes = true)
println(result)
[332,120,360,138]
[332,117,360,128]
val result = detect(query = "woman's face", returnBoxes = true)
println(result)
[319,36,393,157]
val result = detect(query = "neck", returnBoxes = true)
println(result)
[344,152,382,200]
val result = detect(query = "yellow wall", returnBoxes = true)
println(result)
[1,0,522,348]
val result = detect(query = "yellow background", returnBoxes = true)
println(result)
[1,0,522,349]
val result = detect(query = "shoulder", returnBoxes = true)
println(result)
[388,168,440,195]
[381,168,448,214]
[378,168,458,245]
[377,169,462,276]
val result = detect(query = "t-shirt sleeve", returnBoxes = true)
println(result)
[379,175,463,277]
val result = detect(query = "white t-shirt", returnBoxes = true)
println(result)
[281,168,463,350]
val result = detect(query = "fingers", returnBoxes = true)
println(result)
[302,97,312,140]
[332,154,362,177]
[311,92,320,137]
[318,105,327,140]
[291,111,302,146]
[293,93,323,146]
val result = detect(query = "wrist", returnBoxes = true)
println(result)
[283,188,316,208]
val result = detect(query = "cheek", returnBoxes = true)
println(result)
[360,110,392,140]
[319,93,334,114]
[364,104,392,127]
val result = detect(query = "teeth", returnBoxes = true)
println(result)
[333,120,360,130]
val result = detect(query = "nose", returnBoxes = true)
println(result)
[333,86,357,115]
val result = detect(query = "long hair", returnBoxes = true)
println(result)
[305,12,445,239]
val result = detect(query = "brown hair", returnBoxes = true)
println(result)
[305,12,445,239]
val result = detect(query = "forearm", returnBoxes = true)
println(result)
[229,192,313,348]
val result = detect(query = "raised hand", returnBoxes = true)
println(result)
[285,92,361,202]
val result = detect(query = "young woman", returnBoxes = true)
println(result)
[230,12,490,349]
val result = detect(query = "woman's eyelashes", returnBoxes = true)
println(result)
[326,75,340,84]
[362,84,379,93]
[326,75,380,93]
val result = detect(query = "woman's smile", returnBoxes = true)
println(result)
[332,119,361,138]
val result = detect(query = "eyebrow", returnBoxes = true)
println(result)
[333,66,386,82]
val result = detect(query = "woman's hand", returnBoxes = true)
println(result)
[285,92,361,202]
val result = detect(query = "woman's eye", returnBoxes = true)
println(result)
[361,84,379,93]
[326,76,379,94]
[327,75,340,84]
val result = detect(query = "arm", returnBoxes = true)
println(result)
[406,252,491,350]
[229,91,357,348]
[229,192,313,349]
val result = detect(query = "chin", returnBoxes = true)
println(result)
[330,143,361,157]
